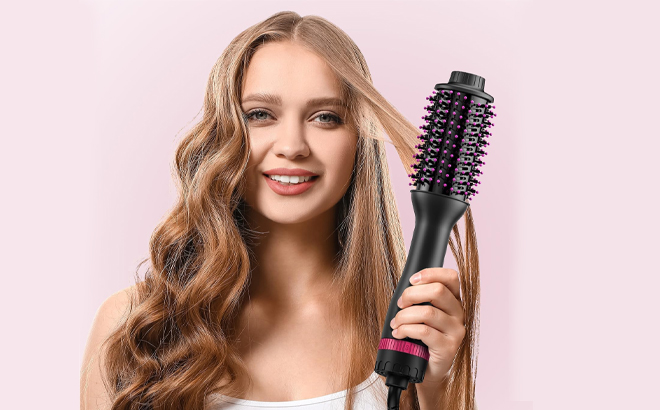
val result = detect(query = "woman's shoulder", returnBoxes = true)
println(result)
[80,284,139,409]
[97,284,139,327]
[83,284,140,359]
[90,284,138,335]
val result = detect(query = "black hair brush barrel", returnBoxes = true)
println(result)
[375,71,495,409]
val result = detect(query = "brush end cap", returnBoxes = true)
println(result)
[449,71,486,91]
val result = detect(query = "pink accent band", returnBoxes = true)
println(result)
[378,338,430,360]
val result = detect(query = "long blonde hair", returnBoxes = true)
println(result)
[98,11,480,410]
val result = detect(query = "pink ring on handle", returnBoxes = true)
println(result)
[378,338,430,360]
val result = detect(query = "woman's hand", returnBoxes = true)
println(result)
[389,267,466,388]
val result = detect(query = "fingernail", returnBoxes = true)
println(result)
[397,296,402,307]
[410,274,420,284]
[390,318,395,328]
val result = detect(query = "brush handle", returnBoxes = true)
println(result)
[375,189,468,386]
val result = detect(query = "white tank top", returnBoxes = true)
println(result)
[206,371,387,410]
[206,371,479,410]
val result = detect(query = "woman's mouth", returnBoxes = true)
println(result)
[263,174,319,195]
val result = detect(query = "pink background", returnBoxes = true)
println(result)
[2,0,658,409]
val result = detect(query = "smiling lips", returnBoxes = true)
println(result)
[262,167,318,177]
[262,167,320,196]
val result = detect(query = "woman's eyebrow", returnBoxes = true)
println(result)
[241,92,347,108]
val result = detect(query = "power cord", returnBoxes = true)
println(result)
[385,373,410,410]
[387,386,403,410]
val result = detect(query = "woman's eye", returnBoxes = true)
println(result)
[244,109,272,122]
[244,110,343,126]
[314,113,343,125]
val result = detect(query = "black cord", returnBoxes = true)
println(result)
[387,385,403,410]
[385,373,409,410]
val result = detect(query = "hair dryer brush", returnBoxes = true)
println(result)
[374,71,495,409]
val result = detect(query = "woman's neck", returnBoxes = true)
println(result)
[244,204,341,311]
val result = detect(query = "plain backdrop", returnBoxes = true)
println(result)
[1,0,658,409]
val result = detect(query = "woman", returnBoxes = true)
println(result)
[80,11,480,410]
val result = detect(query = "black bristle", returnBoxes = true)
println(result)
[409,72,495,202]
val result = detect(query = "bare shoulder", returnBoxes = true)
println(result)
[80,284,139,410]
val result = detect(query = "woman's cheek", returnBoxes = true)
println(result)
[325,139,356,193]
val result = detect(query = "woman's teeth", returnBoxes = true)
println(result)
[267,175,315,185]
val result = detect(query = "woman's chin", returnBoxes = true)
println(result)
[260,209,320,225]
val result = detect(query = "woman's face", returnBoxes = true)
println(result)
[241,41,358,225]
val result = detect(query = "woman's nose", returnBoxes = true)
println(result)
[272,117,310,160]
